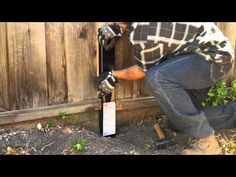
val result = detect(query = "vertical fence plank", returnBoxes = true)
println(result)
[45,23,67,105]
[218,23,236,82]
[0,23,9,111]
[115,31,151,99]
[7,23,47,110]
[139,80,152,97]
[115,32,135,99]
[64,23,97,102]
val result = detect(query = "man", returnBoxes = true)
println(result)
[96,22,235,155]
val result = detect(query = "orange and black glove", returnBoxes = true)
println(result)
[95,71,118,97]
[98,23,123,51]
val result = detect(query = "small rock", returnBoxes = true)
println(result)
[36,123,42,131]
[57,125,62,129]
[44,127,50,133]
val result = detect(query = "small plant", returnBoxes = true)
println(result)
[202,78,236,107]
[230,79,236,100]
[66,113,77,124]
[129,149,140,155]
[59,109,67,120]
[47,119,55,128]
[58,109,78,124]
[71,138,86,152]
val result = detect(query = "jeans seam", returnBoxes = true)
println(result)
[156,86,213,137]
[156,84,205,124]
[205,111,236,119]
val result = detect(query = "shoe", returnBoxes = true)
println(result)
[181,133,221,155]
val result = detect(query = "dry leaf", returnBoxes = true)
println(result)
[4,147,30,155]
[18,150,30,155]
[4,147,17,155]
[62,127,73,134]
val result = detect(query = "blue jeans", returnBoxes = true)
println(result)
[146,53,235,138]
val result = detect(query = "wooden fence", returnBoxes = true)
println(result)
[0,22,236,129]
[0,22,155,128]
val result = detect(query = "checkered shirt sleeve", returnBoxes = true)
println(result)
[129,22,234,72]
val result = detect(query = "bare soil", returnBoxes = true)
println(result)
[0,116,235,155]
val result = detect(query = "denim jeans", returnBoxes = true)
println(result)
[146,53,234,138]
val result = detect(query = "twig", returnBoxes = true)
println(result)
[24,139,31,151]
[31,146,37,152]
[41,141,55,152]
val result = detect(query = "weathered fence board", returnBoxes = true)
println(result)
[7,23,47,110]
[45,23,67,105]
[64,23,97,102]
[115,32,136,99]
[218,23,236,83]
[0,23,9,111]
[115,31,152,99]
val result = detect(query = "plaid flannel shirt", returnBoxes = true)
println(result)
[128,22,234,72]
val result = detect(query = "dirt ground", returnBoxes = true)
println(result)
[0,116,235,155]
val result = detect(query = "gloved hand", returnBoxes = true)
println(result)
[98,23,123,51]
[95,71,118,97]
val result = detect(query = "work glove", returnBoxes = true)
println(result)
[98,23,123,51]
[95,71,118,97]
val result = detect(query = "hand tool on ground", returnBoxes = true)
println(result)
[154,123,171,149]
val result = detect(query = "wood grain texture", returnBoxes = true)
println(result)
[7,23,47,110]
[115,31,135,99]
[0,23,9,111]
[0,97,162,130]
[218,23,236,83]
[115,31,150,99]
[45,23,67,105]
[0,99,101,124]
[64,23,97,102]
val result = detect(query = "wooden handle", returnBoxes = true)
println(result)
[154,123,165,140]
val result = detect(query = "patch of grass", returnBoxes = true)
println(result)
[59,109,67,120]
[47,119,55,128]
[58,109,78,124]
[67,114,77,124]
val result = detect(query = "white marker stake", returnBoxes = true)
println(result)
[103,102,116,136]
